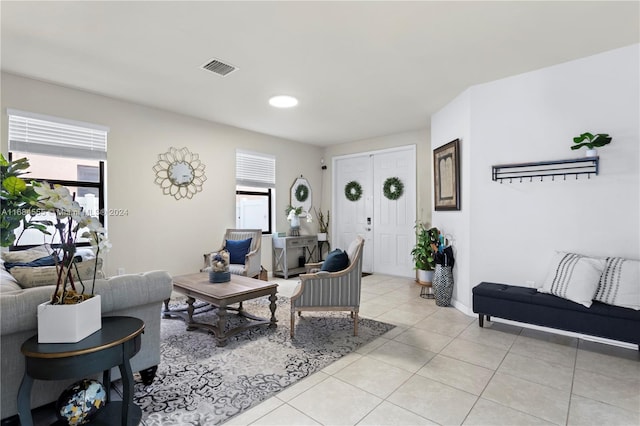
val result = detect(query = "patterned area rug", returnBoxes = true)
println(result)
[134,296,394,425]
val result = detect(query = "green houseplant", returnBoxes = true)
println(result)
[411,222,439,284]
[571,132,612,157]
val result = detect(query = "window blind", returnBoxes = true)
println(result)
[236,150,275,188]
[7,109,109,161]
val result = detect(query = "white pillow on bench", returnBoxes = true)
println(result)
[594,257,640,310]
[539,251,605,308]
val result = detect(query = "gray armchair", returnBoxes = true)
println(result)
[202,229,262,278]
[290,236,364,338]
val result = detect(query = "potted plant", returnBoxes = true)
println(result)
[1,155,109,342]
[314,207,330,241]
[0,154,41,247]
[410,222,439,284]
[571,132,612,157]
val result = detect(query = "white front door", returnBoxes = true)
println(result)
[334,154,373,273]
[373,147,416,277]
[333,146,416,277]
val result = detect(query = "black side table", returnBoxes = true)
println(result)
[18,316,145,426]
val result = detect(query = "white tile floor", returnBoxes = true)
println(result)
[226,274,640,426]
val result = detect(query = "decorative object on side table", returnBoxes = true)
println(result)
[411,222,439,298]
[56,379,107,426]
[0,155,110,343]
[286,204,312,237]
[570,132,612,157]
[208,250,231,283]
[152,146,207,200]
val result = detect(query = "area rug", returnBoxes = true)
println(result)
[134,296,394,425]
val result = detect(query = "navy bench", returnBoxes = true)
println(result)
[472,282,640,350]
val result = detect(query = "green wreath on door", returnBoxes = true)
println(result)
[344,181,362,202]
[383,177,404,200]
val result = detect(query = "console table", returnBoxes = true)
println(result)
[18,316,144,426]
[272,235,317,279]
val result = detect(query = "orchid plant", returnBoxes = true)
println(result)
[33,183,110,304]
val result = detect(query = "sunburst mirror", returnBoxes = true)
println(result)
[153,147,207,200]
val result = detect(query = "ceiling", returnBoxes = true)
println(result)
[1,1,638,146]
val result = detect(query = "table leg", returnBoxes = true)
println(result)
[186,296,196,331]
[269,293,277,328]
[103,368,112,402]
[118,352,134,426]
[17,373,34,426]
[216,307,228,346]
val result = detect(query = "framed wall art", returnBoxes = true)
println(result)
[433,139,460,211]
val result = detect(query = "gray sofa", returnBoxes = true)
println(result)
[0,265,173,420]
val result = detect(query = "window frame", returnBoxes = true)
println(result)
[7,154,105,250]
[235,187,273,235]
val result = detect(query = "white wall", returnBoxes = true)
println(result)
[1,73,324,276]
[432,44,640,313]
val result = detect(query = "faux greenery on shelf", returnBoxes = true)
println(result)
[410,222,440,271]
[570,132,612,151]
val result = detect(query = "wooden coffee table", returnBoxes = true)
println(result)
[167,272,278,346]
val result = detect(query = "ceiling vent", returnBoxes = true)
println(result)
[201,58,238,77]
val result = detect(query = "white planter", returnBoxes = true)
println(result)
[585,149,597,157]
[417,269,434,284]
[37,295,102,343]
[317,232,328,241]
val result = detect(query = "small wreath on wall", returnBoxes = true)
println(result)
[344,181,363,202]
[295,183,309,203]
[383,177,404,200]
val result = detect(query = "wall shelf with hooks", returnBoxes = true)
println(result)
[492,157,599,183]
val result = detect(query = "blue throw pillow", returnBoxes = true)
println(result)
[225,238,252,265]
[4,254,57,271]
[321,249,350,272]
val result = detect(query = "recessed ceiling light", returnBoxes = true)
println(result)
[269,95,298,108]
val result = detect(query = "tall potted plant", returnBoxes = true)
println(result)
[411,222,439,284]
[1,154,109,343]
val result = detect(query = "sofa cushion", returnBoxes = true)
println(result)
[595,257,640,310]
[9,258,103,289]
[539,252,605,307]
[225,238,252,265]
[321,249,350,272]
[1,244,51,263]
[4,254,57,270]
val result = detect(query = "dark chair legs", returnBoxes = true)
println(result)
[139,366,158,386]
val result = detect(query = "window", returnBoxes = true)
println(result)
[235,150,275,234]
[7,109,108,247]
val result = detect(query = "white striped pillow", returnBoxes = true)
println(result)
[540,252,605,308]
[594,257,640,310]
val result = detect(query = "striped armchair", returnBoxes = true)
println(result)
[202,229,262,278]
[290,236,364,338]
